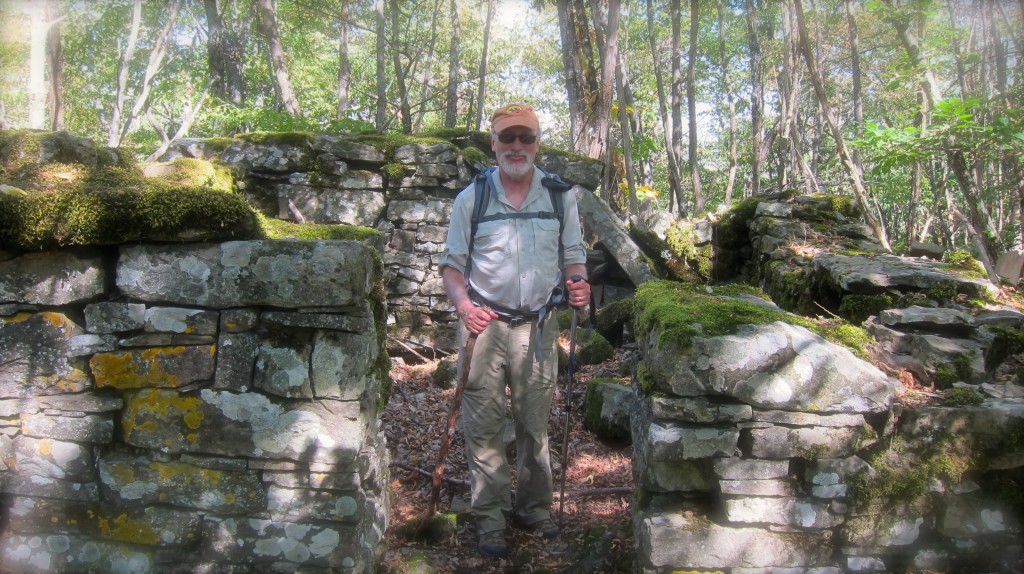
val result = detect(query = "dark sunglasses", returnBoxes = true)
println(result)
[496,133,538,144]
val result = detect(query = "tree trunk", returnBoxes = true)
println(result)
[336,0,352,119]
[792,0,891,252]
[687,0,705,214]
[46,0,63,132]
[444,0,461,128]
[474,0,494,131]
[557,0,593,154]
[413,0,441,132]
[745,0,764,197]
[670,0,687,214]
[646,0,683,210]
[717,0,738,207]
[108,0,142,147]
[389,0,412,133]
[28,2,49,129]
[119,1,182,145]
[255,0,300,116]
[375,0,387,133]
[592,0,621,207]
[617,48,637,214]
[204,0,245,106]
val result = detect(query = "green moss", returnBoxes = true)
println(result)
[458,146,488,166]
[354,133,449,157]
[382,162,411,181]
[154,158,235,193]
[838,293,893,325]
[926,281,958,303]
[0,167,261,251]
[595,298,634,345]
[258,214,380,241]
[985,326,1024,371]
[933,364,959,389]
[635,280,871,358]
[634,281,782,350]
[943,387,984,406]
[849,437,971,511]
[577,330,614,365]
[635,361,655,394]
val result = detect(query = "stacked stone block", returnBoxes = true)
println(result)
[0,240,389,573]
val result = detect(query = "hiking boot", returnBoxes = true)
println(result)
[478,529,508,557]
[515,517,560,539]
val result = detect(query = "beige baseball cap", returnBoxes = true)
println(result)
[490,103,539,132]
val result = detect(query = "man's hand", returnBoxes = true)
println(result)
[566,275,590,309]
[461,304,498,334]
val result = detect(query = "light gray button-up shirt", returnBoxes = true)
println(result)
[440,166,587,313]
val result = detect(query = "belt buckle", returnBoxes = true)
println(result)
[507,316,527,328]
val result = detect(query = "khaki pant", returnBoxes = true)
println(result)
[458,316,559,535]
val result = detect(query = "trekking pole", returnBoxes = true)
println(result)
[557,275,584,523]
[418,330,478,537]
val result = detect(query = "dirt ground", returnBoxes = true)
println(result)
[379,338,636,574]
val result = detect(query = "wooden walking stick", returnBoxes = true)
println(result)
[557,284,582,523]
[418,331,477,536]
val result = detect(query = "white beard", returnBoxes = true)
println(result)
[498,152,534,178]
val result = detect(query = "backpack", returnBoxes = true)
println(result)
[463,166,576,361]
[465,166,572,282]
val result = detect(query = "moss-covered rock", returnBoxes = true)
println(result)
[583,378,633,442]
[595,298,634,346]
[576,330,614,366]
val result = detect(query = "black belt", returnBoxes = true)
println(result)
[492,314,534,327]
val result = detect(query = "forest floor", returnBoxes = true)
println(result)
[379,337,636,574]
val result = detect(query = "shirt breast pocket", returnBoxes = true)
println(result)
[474,220,508,256]
[532,218,561,255]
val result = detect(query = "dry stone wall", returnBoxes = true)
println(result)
[630,192,1024,574]
[0,239,389,573]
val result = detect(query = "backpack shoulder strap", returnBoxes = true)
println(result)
[465,167,495,281]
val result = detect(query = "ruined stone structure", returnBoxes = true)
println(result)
[629,193,1024,573]
[2,132,1022,573]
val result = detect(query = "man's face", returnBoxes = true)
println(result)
[492,127,539,178]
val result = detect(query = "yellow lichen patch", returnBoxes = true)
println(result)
[107,463,136,485]
[122,389,204,444]
[150,461,224,488]
[186,433,198,443]
[37,438,52,456]
[99,513,161,545]
[90,347,193,390]
[40,311,75,332]
[2,312,33,324]
[183,411,204,430]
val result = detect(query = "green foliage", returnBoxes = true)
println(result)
[941,248,987,279]
[942,387,984,407]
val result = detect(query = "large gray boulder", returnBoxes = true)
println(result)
[639,321,896,414]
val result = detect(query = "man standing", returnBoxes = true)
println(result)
[439,103,591,557]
